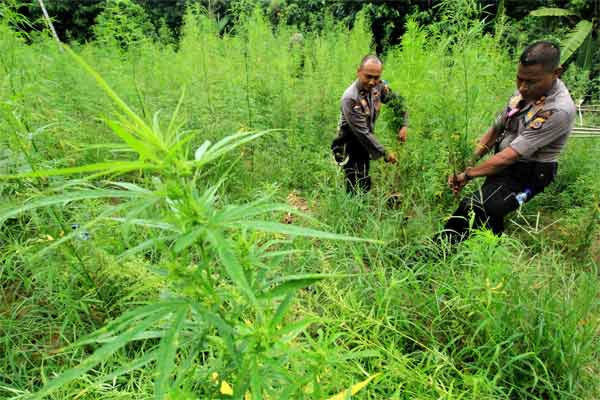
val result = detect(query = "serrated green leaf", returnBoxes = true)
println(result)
[167,87,186,139]
[191,130,271,168]
[0,189,142,223]
[278,318,316,341]
[0,160,153,180]
[152,110,162,138]
[270,293,295,330]
[118,234,177,260]
[217,201,297,224]
[108,217,178,231]
[94,348,159,384]
[155,304,188,400]
[238,220,377,242]
[190,303,234,336]
[105,118,157,161]
[73,303,177,348]
[173,228,204,253]
[206,231,257,306]
[33,305,172,399]
[194,140,212,161]
[262,276,325,299]
[250,358,263,400]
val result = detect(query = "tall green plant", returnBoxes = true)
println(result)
[93,0,155,48]
[0,45,373,398]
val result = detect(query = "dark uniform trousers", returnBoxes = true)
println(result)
[443,161,557,243]
[333,136,372,193]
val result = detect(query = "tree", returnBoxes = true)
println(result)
[529,6,595,69]
[25,0,105,42]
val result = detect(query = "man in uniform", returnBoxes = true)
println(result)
[332,55,408,193]
[443,41,575,242]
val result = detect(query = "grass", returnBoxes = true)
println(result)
[1,1,599,399]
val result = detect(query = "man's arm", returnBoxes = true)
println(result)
[474,105,510,158]
[449,147,519,194]
[468,147,519,177]
[448,109,511,193]
[473,126,499,160]
[449,108,571,193]
[341,97,388,160]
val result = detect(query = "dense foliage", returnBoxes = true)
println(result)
[12,0,599,101]
[1,0,599,399]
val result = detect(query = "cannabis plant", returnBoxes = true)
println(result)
[0,46,369,399]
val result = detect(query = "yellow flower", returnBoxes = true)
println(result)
[211,372,234,396]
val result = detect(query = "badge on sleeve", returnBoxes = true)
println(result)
[529,110,553,129]
[530,117,545,130]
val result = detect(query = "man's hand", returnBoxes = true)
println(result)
[448,172,468,195]
[384,152,397,164]
[398,126,408,143]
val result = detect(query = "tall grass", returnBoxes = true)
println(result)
[1,1,599,399]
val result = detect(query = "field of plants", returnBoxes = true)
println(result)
[1,1,599,399]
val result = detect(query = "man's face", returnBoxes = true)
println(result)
[516,63,559,102]
[357,60,383,91]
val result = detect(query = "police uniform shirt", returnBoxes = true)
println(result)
[336,80,403,160]
[493,79,576,163]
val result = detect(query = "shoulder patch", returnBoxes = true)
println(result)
[529,117,546,130]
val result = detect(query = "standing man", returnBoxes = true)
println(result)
[443,41,575,243]
[332,55,408,193]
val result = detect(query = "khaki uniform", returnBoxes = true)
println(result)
[444,79,575,240]
[493,79,575,161]
[332,79,407,192]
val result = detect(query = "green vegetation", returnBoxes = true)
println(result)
[1,1,599,399]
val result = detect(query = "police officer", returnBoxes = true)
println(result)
[332,55,408,193]
[443,41,575,242]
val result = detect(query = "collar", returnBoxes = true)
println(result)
[545,79,559,99]
[508,79,559,118]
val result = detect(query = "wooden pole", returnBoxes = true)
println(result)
[37,0,63,51]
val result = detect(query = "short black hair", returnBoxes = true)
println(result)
[519,41,561,72]
[359,55,383,69]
